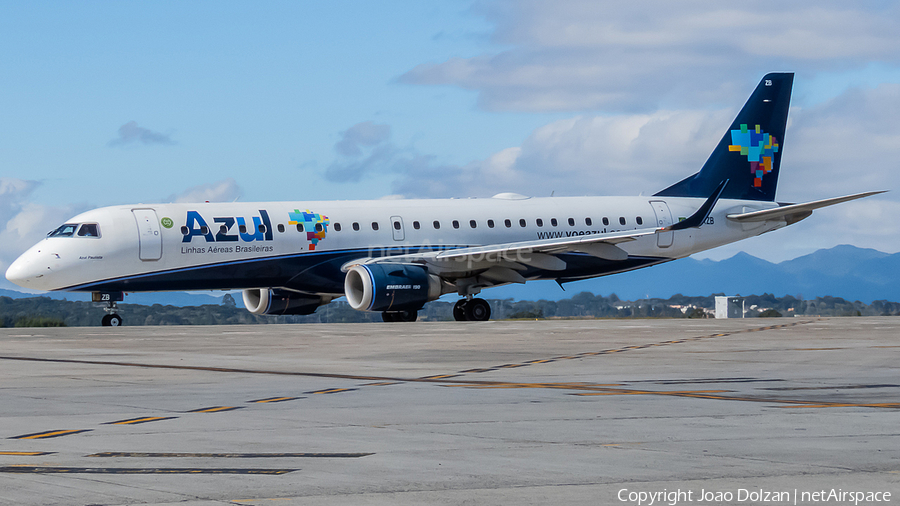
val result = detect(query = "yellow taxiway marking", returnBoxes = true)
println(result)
[248,397,301,404]
[10,429,91,440]
[0,452,55,456]
[306,388,356,395]
[187,406,243,413]
[104,416,177,425]
[573,389,732,396]
[361,381,403,386]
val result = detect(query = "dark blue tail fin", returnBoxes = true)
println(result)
[655,72,793,201]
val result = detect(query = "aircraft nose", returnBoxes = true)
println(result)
[5,251,49,288]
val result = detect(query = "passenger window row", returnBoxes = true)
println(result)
[179,215,646,237]
[286,216,645,232]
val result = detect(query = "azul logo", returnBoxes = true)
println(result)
[182,210,273,243]
[288,210,329,250]
[728,123,779,188]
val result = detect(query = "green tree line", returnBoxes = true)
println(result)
[3,292,899,327]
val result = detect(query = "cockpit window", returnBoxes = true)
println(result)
[77,223,100,237]
[48,224,78,237]
[48,223,101,238]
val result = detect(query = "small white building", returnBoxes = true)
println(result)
[715,296,744,318]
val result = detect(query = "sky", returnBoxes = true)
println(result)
[2,0,900,292]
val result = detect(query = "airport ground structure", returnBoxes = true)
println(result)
[0,318,898,505]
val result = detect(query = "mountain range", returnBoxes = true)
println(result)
[1,245,897,306]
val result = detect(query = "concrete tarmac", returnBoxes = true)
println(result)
[0,317,898,505]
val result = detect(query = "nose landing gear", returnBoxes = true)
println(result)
[453,298,491,321]
[93,291,124,326]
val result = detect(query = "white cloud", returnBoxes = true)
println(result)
[0,179,87,288]
[165,178,242,203]
[402,1,900,112]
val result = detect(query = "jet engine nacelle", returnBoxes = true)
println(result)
[344,264,442,312]
[242,288,328,316]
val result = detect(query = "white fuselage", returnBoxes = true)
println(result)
[6,194,784,295]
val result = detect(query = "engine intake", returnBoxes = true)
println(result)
[344,264,441,312]
[242,288,328,316]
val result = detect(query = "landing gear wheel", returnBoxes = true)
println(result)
[464,298,491,321]
[382,312,397,322]
[453,300,468,321]
[101,315,111,326]
[395,310,418,322]
[108,314,123,326]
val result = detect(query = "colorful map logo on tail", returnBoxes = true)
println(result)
[288,210,330,250]
[728,124,779,188]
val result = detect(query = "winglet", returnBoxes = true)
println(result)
[666,179,729,231]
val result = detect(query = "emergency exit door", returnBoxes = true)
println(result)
[133,209,162,260]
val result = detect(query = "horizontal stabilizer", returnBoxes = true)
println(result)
[726,191,886,222]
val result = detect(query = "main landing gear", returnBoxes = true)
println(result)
[382,309,419,322]
[453,298,491,321]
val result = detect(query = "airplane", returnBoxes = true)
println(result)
[5,72,884,326]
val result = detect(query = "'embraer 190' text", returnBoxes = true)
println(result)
[182,210,274,243]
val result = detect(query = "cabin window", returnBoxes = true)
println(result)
[568,218,575,226]
[536,218,543,227]
[277,224,285,233]
[180,226,189,235]
[352,222,360,231]
[334,223,342,232]
[201,226,210,235]
[504,219,512,228]
[77,224,99,237]
[551,218,558,227]
[487,219,495,228]
[372,222,379,231]
[636,217,643,225]
[468,220,476,229]
[619,217,626,225]
[585,217,593,226]
[238,225,246,234]
[413,221,420,230]
[393,221,401,230]
[519,219,526,227]
[433,220,440,229]
[602,217,609,226]
[258,224,267,234]
[452,220,460,229]
[296,223,304,232]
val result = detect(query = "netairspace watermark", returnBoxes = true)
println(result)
[618,488,891,506]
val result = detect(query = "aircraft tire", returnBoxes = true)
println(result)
[381,312,397,322]
[396,310,418,322]
[101,315,111,326]
[108,314,123,326]
[453,300,467,321]
[464,298,491,321]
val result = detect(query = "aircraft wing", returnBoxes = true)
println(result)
[342,227,660,283]
[343,182,726,281]
[726,191,886,223]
